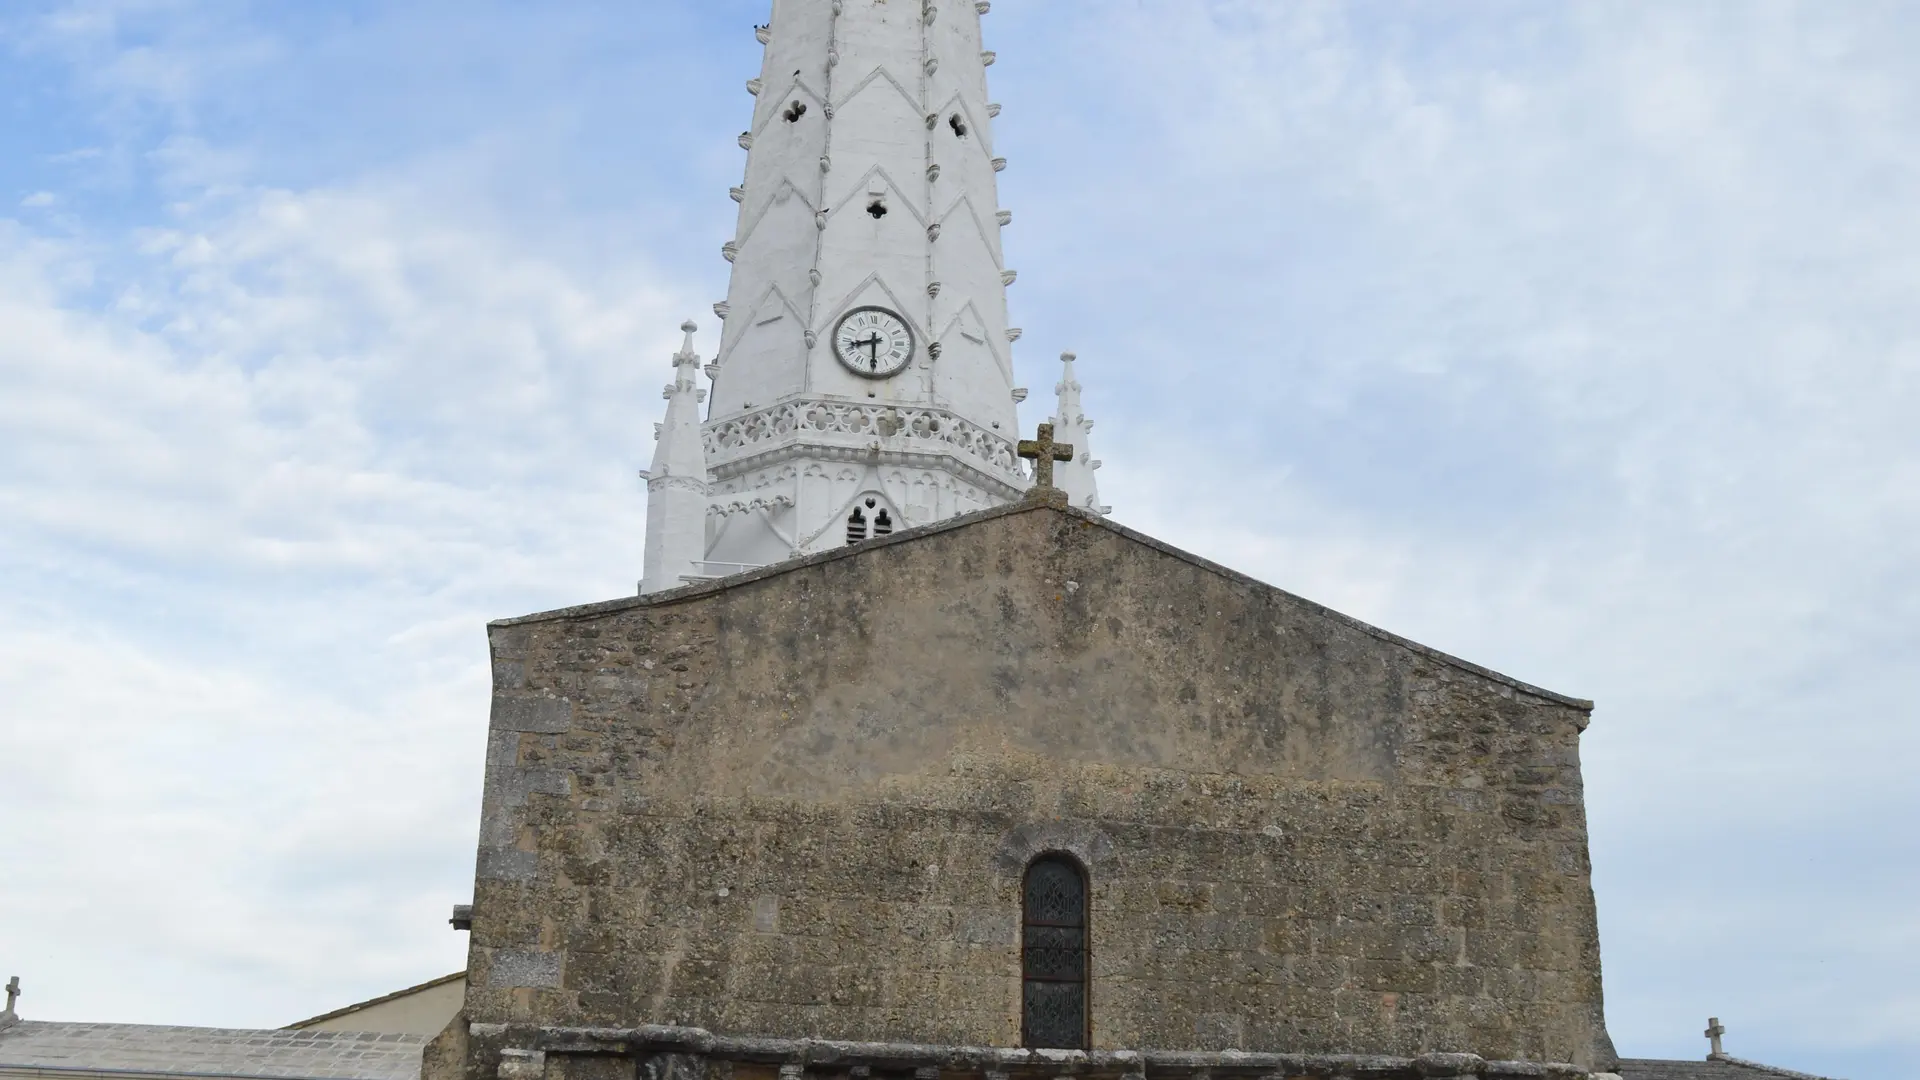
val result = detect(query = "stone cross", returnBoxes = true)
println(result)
[1705,1017,1726,1059]
[4,976,18,1016]
[1018,422,1074,493]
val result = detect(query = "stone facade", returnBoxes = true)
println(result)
[457,503,1615,1075]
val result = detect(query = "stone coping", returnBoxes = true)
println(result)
[1713,1059,1837,1080]
[1616,1060,1842,1080]
[493,1025,1595,1080]
[489,501,1595,714]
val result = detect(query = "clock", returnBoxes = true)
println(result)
[832,306,915,379]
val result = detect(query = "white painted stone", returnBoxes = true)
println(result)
[640,324,711,594]
[1050,351,1109,516]
[642,0,1110,584]
[661,1,1018,567]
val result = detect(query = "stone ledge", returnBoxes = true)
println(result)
[517,1026,1593,1080]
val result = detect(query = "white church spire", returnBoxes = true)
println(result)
[640,322,710,594]
[1049,351,1108,515]
[643,0,1102,585]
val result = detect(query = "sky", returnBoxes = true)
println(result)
[1,1,1915,1076]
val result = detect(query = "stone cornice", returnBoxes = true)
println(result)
[647,475,710,496]
[493,1025,1594,1080]
[708,441,1024,504]
[704,398,1026,494]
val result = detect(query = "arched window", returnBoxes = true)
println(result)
[1022,855,1088,1049]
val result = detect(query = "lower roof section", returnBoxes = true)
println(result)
[1617,1059,1841,1080]
[0,1022,426,1080]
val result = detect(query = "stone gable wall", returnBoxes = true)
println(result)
[462,507,1612,1069]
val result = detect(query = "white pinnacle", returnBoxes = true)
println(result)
[1049,351,1108,515]
[640,322,711,594]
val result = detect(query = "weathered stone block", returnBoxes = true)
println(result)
[484,948,562,990]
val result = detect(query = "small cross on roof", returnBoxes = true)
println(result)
[1018,422,1074,501]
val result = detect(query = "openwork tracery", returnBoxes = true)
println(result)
[705,401,1022,477]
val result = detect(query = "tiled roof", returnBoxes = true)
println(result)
[0,1021,425,1080]
[1619,1058,1841,1080]
[284,974,464,1031]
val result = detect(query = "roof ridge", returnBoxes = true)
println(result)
[282,972,464,1030]
[1716,1055,1844,1080]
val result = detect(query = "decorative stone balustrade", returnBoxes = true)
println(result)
[704,400,1024,481]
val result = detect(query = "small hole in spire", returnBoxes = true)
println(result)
[784,101,807,123]
[949,114,968,137]
[867,200,888,219]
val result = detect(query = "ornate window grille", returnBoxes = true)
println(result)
[1022,855,1088,1049]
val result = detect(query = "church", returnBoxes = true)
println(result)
[0,4,1839,1080]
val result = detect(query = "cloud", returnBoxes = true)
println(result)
[0,617,478,1018]
[0,150,699,1027]
[984,1,1920,1070]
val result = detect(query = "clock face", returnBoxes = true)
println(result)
[833,306,915,379]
